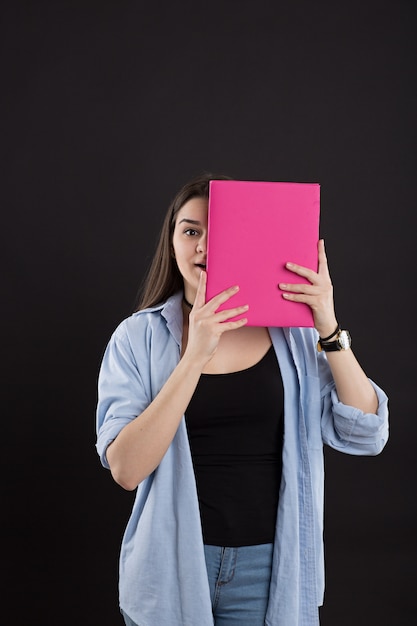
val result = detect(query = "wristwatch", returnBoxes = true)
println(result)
[317,329,351,352]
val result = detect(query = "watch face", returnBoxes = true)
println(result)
[338,330,351,350]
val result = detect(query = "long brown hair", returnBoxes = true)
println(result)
[135,172,232,311]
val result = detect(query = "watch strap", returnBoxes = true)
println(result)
[317,329,351,352]
[318,338,342,351]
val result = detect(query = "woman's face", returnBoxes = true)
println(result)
[172,196,208,303]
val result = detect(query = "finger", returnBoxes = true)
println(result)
[278,282,318,294]
[284,261,316,283]
[217,317,249,332]
[317,239,330,277]
[281,291,315,305]
[285,238,327,281]
[214,304,249,322]
[205,284,240,310]
[193,270,207,309]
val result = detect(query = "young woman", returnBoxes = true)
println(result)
[96,173,389,626]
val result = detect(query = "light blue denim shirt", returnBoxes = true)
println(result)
[96,292,389,626]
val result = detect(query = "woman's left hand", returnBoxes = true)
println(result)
[278,239,338,337]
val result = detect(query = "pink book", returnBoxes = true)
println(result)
[205,180,320,327]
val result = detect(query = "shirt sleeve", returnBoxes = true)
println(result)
[320,378,389,455]
[96,322,151,469]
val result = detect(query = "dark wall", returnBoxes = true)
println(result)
[2,1,415,624]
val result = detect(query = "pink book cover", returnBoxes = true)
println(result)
[205,180,320,327]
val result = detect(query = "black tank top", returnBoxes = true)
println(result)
[185,345,284,546]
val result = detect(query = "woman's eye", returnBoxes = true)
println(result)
[184,228,199,236]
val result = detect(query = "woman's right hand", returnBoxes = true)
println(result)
[184,270,249,368]
[106,271,249,490]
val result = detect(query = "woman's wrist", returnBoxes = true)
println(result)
[181,347,210,373]
[316,319,339,339]
[318,323,340,341]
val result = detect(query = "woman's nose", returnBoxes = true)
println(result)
[196,235,207,253]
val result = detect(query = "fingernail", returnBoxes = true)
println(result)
[278,283,287,289]
[286,262,294,268]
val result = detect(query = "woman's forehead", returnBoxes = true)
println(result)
[176,197,208,223]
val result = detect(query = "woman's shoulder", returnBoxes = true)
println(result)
[112,292,183,342]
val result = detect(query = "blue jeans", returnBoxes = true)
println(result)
[204,543,273,625]
[121,543,274,626]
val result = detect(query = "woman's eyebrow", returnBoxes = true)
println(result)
[178,218,202,225]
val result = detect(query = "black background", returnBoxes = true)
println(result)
[2,1,416,624]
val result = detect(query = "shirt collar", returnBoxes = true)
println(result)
[160,292,184,347]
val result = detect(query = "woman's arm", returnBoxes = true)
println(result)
[106,273,249,490]
[278,239,378,414]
